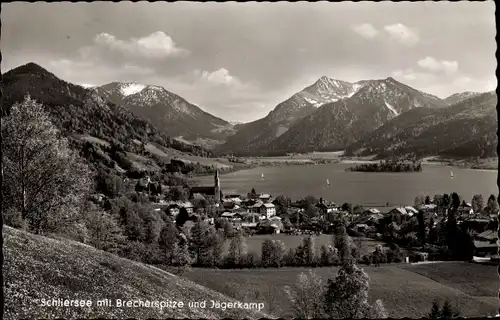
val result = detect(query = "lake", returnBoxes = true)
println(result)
[194,163,498,207]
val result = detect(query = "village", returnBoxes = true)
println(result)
[106,169,500,264]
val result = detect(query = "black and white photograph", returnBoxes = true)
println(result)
[1,1,498,319]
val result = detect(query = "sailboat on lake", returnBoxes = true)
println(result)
[261,173,265,180]
[450,171,454,178]
[326,178,330,186]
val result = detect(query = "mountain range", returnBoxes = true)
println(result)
[344,91,497,159]
[3,62,495,161]
[92,82,235,142]
[215,76,469,156]
[2,62,216,179]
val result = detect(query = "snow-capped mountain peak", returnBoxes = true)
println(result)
[79,83,96,89]
[119,82,147,96]
[301,76,364,107]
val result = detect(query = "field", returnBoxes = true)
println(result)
[223,234,385,257]
[3,226,272,319]
[183,262,500,318]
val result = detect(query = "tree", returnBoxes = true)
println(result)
[341,203,353,214]
[274,195,291,215]
[273,240,286,268]
[428,217,437,244]
[190,220,219,266]
[442,194,451,210]
[248,188,258,200]
[441,300,460,319]
[135,180,146,193]
[424,196,431,205]
[353,205,365,215]
[446,209,458,256]
[176,207,190,227]
[334,225,353,265]
[429,300,441,319]
[429,299,460,320]
[192,198,209,211]
[371,244,386,267]
[320,244,338,266]
[471,194,484,214]
[303,195,318,208]
[262,239,286,268]
[83,202,126,253]
[211,230,225,267]
[296,236,317,266]
[283,217,293,230]
[172,234,192,273]
[284,269,326,318]
[414,196,425,207]
[168,186,188,201]
[306,204,319,218]
[2,96,92,234]
[97,171,124,198]
[486,194,500,214]
[227,231,248,267]
[158,218,179,264]
[323,263,387,319]
[417,210,426,246]
[450,192,461,212]
[433,195,443,209]
[142,210,164,244]
[215,218,234,238]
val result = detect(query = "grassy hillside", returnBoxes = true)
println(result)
[3,226,272,319]
[183,262,499,318]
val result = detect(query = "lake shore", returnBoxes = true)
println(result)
[193,155,498,178]
[421,156,498,171]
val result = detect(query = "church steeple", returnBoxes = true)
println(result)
[214,166,221,203]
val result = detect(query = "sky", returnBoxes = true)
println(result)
[2,1,497,122]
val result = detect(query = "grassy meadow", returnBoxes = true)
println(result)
[183,262,500,318]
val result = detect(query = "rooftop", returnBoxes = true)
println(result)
[262,203,275,208]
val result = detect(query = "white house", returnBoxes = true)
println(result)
[251,201,264,213]
[404,206,419,216]
[259,203,276,219]
[259,194,272,203]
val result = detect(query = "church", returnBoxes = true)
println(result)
[189,168,222,203]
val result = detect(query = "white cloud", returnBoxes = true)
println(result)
[195,68,241,86]
[417,56,459,74]
[383,23,420,46]
[48,58,155,84]
[93,31,190,59]
[351,23,378,39]
[391,68,437,83]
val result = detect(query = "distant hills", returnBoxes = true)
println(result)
[216,76,463,156]
[217,77,368,155]
[4,62,495,161]
[344,91,498,159]
[2,62,218,177]
[443,91,484,106]
[92,82,235,143]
